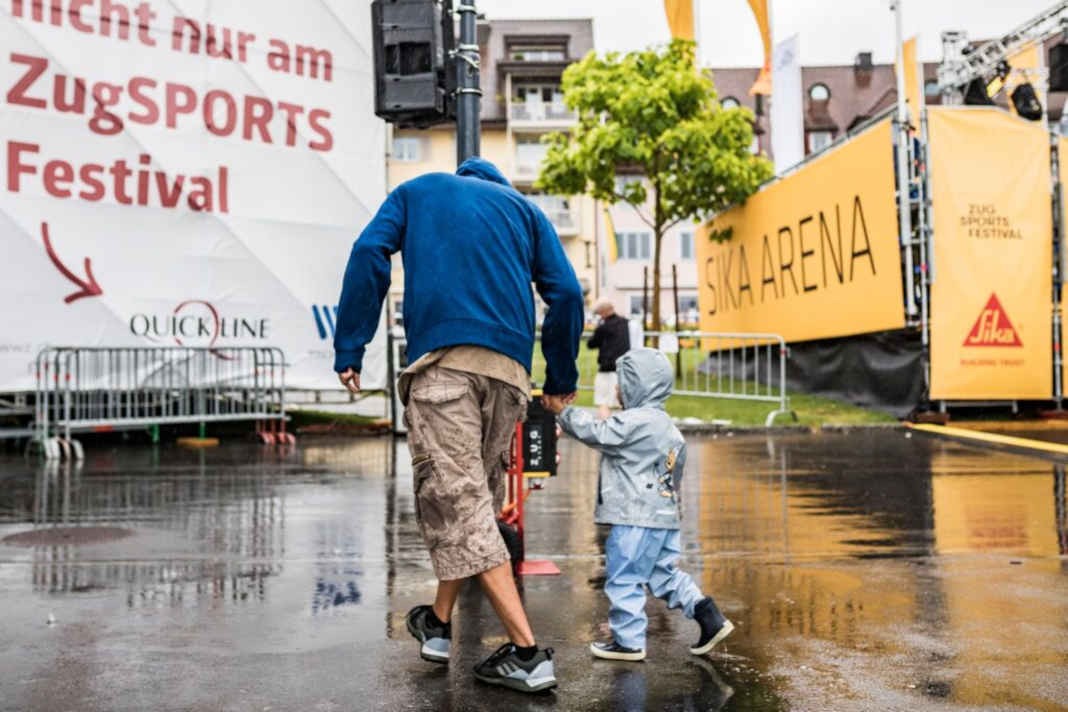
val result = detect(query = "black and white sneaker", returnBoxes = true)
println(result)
[690,597,734,655]
[473,643,557,693]
[590,640,646,661]
[406,605,451,663]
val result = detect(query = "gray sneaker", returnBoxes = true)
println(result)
[406,605,450,663]
[473,643,557,693]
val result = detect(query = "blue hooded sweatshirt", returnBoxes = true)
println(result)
[333,157,585,395]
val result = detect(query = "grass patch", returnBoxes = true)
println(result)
[287,409,383,428]
[532,338,896,427]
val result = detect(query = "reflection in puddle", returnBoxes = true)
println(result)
[0,432,1065,711]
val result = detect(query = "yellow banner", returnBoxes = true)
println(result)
[663,0,694,40]
[928,107,1052,399]
[747,0,772,96]
[697,119,904,341]
[902,36,923,121]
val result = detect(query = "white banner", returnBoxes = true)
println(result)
[0,0,388,391]
[771,33,803,173]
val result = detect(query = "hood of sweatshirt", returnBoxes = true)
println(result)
[456,157,512,187]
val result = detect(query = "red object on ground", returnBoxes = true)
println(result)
[501,421,560,576]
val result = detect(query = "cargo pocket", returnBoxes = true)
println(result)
[410,380,477,458]
[412,455,448,543]
[409,383,469,406]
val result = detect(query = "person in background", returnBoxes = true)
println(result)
[588,299,630,419]
[542,348,734,662]
[333,157,584,694]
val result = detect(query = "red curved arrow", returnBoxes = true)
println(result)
[41,222,103,304]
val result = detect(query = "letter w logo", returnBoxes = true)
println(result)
[312,305,339,340]
[963,293,1022,347]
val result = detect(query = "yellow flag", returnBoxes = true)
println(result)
[603,208,619,263]
[902,36,923,120]
[664,0,695,40]
[747,0,772,95]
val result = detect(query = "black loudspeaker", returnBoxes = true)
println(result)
[963,77,995,105]
[522,393,558,477]
[1011,83,1043,121]
[1049,43,1068,92]
[371,0,455,127]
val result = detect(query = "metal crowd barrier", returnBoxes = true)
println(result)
[568,331,794,426]
[386,330,794,429]
[34,347,289,458]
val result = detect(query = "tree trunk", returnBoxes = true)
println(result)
[652,229,663,334]
[651,182,664,336]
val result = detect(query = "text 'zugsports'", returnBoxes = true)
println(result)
[4,0,337,213]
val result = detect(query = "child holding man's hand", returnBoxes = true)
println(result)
[542,348,733,661]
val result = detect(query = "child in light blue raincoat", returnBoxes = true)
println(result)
[543,348,733,661]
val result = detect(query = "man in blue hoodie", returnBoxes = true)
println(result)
[333,157,584,693]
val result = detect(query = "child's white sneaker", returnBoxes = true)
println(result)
[590,640,646,661]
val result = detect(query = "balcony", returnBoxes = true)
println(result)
[513,141,549,184]
[526,194,579,237]
[509,101,577,129]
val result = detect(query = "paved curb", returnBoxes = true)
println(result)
[675,422,905,435]
[906,422,1068,462]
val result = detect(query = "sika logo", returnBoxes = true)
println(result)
[963,293,1022,347]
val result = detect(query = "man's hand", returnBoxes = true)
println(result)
[338,368,360,395]
[541,394,568,415]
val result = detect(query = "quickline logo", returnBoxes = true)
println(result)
[312,305,339,340]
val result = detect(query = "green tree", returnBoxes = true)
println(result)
[536,40,773,332]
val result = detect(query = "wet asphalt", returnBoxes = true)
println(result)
[0,430,1066,712]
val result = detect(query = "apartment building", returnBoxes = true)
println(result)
[601,187,702,326]
[386,18,597,323]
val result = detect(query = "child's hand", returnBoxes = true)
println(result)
[541,394,567,414]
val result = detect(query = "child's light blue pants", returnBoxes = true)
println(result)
[604,524,704,650]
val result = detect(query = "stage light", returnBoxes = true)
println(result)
[1011,83,1043,121]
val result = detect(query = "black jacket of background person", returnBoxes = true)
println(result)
[588,314,630,372]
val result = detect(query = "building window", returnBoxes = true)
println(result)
[514,83,564,104]
[614,175,644,196]
[392,136,421,162]
[619,232,651,260]
[721,96,741,109]
[680,232,695,261]
[807,130,834,153]
[924,79,941,97]
[677,295,699,323]
[629,295,645,317]
[509,44,566,62]
[809,83,830,101]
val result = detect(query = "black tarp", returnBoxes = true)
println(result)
[697,329,926,418]
[783,330,925,417]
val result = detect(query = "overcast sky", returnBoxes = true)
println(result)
[476,0,1057,67]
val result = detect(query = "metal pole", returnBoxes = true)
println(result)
[891,0,917,319]
[1052,130,1064,406]
[455,1,481,165]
